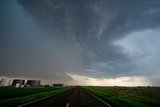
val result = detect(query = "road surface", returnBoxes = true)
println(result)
[20,87,111,107]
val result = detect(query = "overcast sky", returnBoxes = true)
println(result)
[0,0,160,86]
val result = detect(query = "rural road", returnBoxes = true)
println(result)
[20,87,111,107]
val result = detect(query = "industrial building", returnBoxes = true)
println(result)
[26,80,41,87]
[52,84,64,87]
[0,78,42,87]
[0,78,12,87]
[11,79,25,87]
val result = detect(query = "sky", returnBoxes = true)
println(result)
[0,0,160,86]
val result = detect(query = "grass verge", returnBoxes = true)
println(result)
[84,86,160,107]
[0,87,72,107]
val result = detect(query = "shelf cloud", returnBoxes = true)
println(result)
[0,0,160,86]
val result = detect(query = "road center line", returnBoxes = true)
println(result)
[66,102,70,107]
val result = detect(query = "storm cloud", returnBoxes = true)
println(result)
[1,0,160,85]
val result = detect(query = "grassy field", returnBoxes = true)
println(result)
[85,86,160,107]
[0,86,72,107]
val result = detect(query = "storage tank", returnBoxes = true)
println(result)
[0,79,6,86]
[0,78,12,86]
[5,79,12,86]
[26,80,41,87]
[11,79,25,87]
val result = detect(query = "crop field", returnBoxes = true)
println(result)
[85,86,160,107]
[0,87,72,107]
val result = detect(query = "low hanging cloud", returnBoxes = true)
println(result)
[114,29,160,85]
[0,0,160,85]
[68,74,151,86]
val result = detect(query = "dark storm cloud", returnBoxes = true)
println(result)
[0,0,82,81]
[1,0,160,84]
[17,0,160,74]
[17,0,160,61]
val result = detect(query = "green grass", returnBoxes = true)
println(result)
[0,87,72,107]
[84,86,160,107]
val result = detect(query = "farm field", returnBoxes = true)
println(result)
[85,86,160,107]
[0,87,72,107]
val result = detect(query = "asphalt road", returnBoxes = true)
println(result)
[20,87,111,107]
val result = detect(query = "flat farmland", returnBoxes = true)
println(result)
[85,86,160,107]
[0,87,72,107]
[1,86,160,107]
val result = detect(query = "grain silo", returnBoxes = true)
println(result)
[11,79,25,87]
[0,78,12,87]
[26,80,41,87]
[0,79,7,86]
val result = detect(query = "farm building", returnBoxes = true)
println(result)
[26,80,41,87]
[52,84,64,87]
[11,79,25,87]
[0,78,12,86]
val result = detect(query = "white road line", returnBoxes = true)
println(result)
[84,89,112,107]
[18,89,70,107]
[18,93,58,107]
[66,102,70,107]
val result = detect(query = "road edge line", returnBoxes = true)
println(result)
[18,88,72,107]
[83,88,112,107]
[18,92,59,107]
